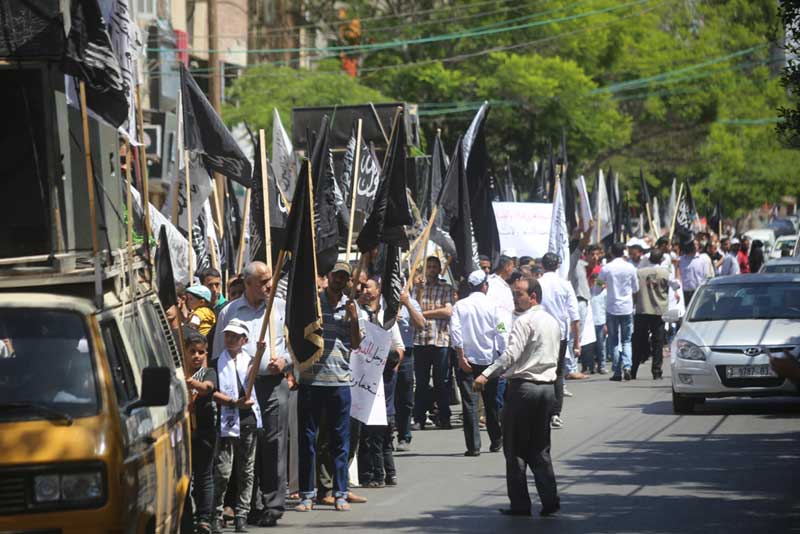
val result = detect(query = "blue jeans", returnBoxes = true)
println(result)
[607,313,633,376]
[496,377,507,412]
[566,300,588,374]
[594,324,607,371]
[394,347,414,442]
[413,346,452,425]
[298,385,351,499]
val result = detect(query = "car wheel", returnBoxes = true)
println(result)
[672,390,695,414]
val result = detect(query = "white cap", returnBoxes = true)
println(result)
[502,248,518,258]
[730,237,740,245]
[223,318,250,337]
[627,238,647,250]
[468,269,488,287]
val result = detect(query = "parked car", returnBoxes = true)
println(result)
[768,218,797,238]
[761,257,800,274]
[769,234,798,260]
[667,273,800,414]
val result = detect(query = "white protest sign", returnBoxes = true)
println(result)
[350,321,392,426]
[492,202,553,259]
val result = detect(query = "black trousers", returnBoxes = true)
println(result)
[503,380,559,513]
[358,416,397,483]
[251,375,289,520]
[632,314,665,379]
[456,364,501,453]
[552,340,568,417]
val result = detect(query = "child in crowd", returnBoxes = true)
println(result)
[182,332,217,534]
[212,319,261,533]
[227,276,245,302]
[186,285,216,336]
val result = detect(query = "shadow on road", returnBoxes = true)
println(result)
[639,397,800,417]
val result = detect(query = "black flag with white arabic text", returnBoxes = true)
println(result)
[180,65,252,186]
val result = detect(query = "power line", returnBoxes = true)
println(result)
[147,0,651,56]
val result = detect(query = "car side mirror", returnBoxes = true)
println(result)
[126,367,172,415]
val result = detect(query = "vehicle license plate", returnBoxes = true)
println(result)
[725,365,775,378]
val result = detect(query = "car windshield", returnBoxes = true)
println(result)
[0,309,99,421]
[688,282,800,322]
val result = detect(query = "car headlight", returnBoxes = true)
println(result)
[33,468,105,506]
[676,340,706,361]
[61,472,103,501]
[33,474,60,502]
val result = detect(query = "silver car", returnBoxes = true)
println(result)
[669,273,800,413]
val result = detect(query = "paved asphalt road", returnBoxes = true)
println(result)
[233,367,800,533]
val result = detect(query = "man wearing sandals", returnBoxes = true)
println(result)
[295,262,364,512]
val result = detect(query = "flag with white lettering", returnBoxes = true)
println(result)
[180,65,252,186]
[548,181,570,279]
[271,108,297,201]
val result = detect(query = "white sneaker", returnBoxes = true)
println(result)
[563,388,574,398]
[550,415,564,429]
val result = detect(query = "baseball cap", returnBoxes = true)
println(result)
[223,318,250,337]
[467,269,488,287]
[331,261,351,275]
[186,285,212,302]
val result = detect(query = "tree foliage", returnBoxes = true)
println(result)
[231,0,800,216]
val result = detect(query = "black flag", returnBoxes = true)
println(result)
[463,103,501,268]
[250,137,289,267]
[311,120,339,275]
[285,156,324,372]
[381,244,402,329]
[356,112,412,252]
[155,225,178,310]
[709,199,722,235]
[533,155,547,201]
[222,177,242,275]
[428,135,457,257]
[639,168,652,234]
[563,175,578,235]
[438,137,476,280]
[180,65,252,186]
[62,0,127,127]
[674,180,697,240]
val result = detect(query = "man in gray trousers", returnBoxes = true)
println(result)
[474,276,561,517]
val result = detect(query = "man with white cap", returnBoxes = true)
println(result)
[719,237,741,276]
[450,269,509,456]
[212,261,290,528]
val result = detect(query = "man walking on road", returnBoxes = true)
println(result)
[537,252,580,429]
[451,270,508,457]
[474,276,561,518]
[632,249,677,380]
[599,243,640,381]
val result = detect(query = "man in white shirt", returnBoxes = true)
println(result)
[474,276,561,518]
[719,237,741,276]
[451,270,509,456]
[678,240,714,305]
[599,243,640,381]
[486,255,515,418]
[537,253,580,429]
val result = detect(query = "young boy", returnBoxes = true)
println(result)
[182,332,217,534]
[186,285,216,336]
[212,319,262,533]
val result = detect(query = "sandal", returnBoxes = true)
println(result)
[294,498,314,512]
[335,497,351,511]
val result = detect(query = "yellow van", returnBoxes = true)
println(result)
[0,260,191,533]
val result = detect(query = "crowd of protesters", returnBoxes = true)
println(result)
[171,223,770,532]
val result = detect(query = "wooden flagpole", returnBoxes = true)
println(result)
[668,182,685,242]
[124,140,134,261]
[78,82,103,309]
[208,235,219,271]
[406,206,438,292]
[344,119,363,263]
[258,129,278,375]
[135,85,152,266]
[184,149,194,283]
[236,188,251,275]
[645,202,658,240]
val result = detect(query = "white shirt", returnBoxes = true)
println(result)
[487,273,514,337]
[598,257,640,316]
[450,291,508,366]
[538,271,580,340]
[719,252,740,276]
[679,253,714,291]
[213,296,291,374]
[363,306,405,353]
[481,306,561,383]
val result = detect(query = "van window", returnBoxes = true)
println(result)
[0,309,99,421]
[122,308,159,371]
[101,319,138,407]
